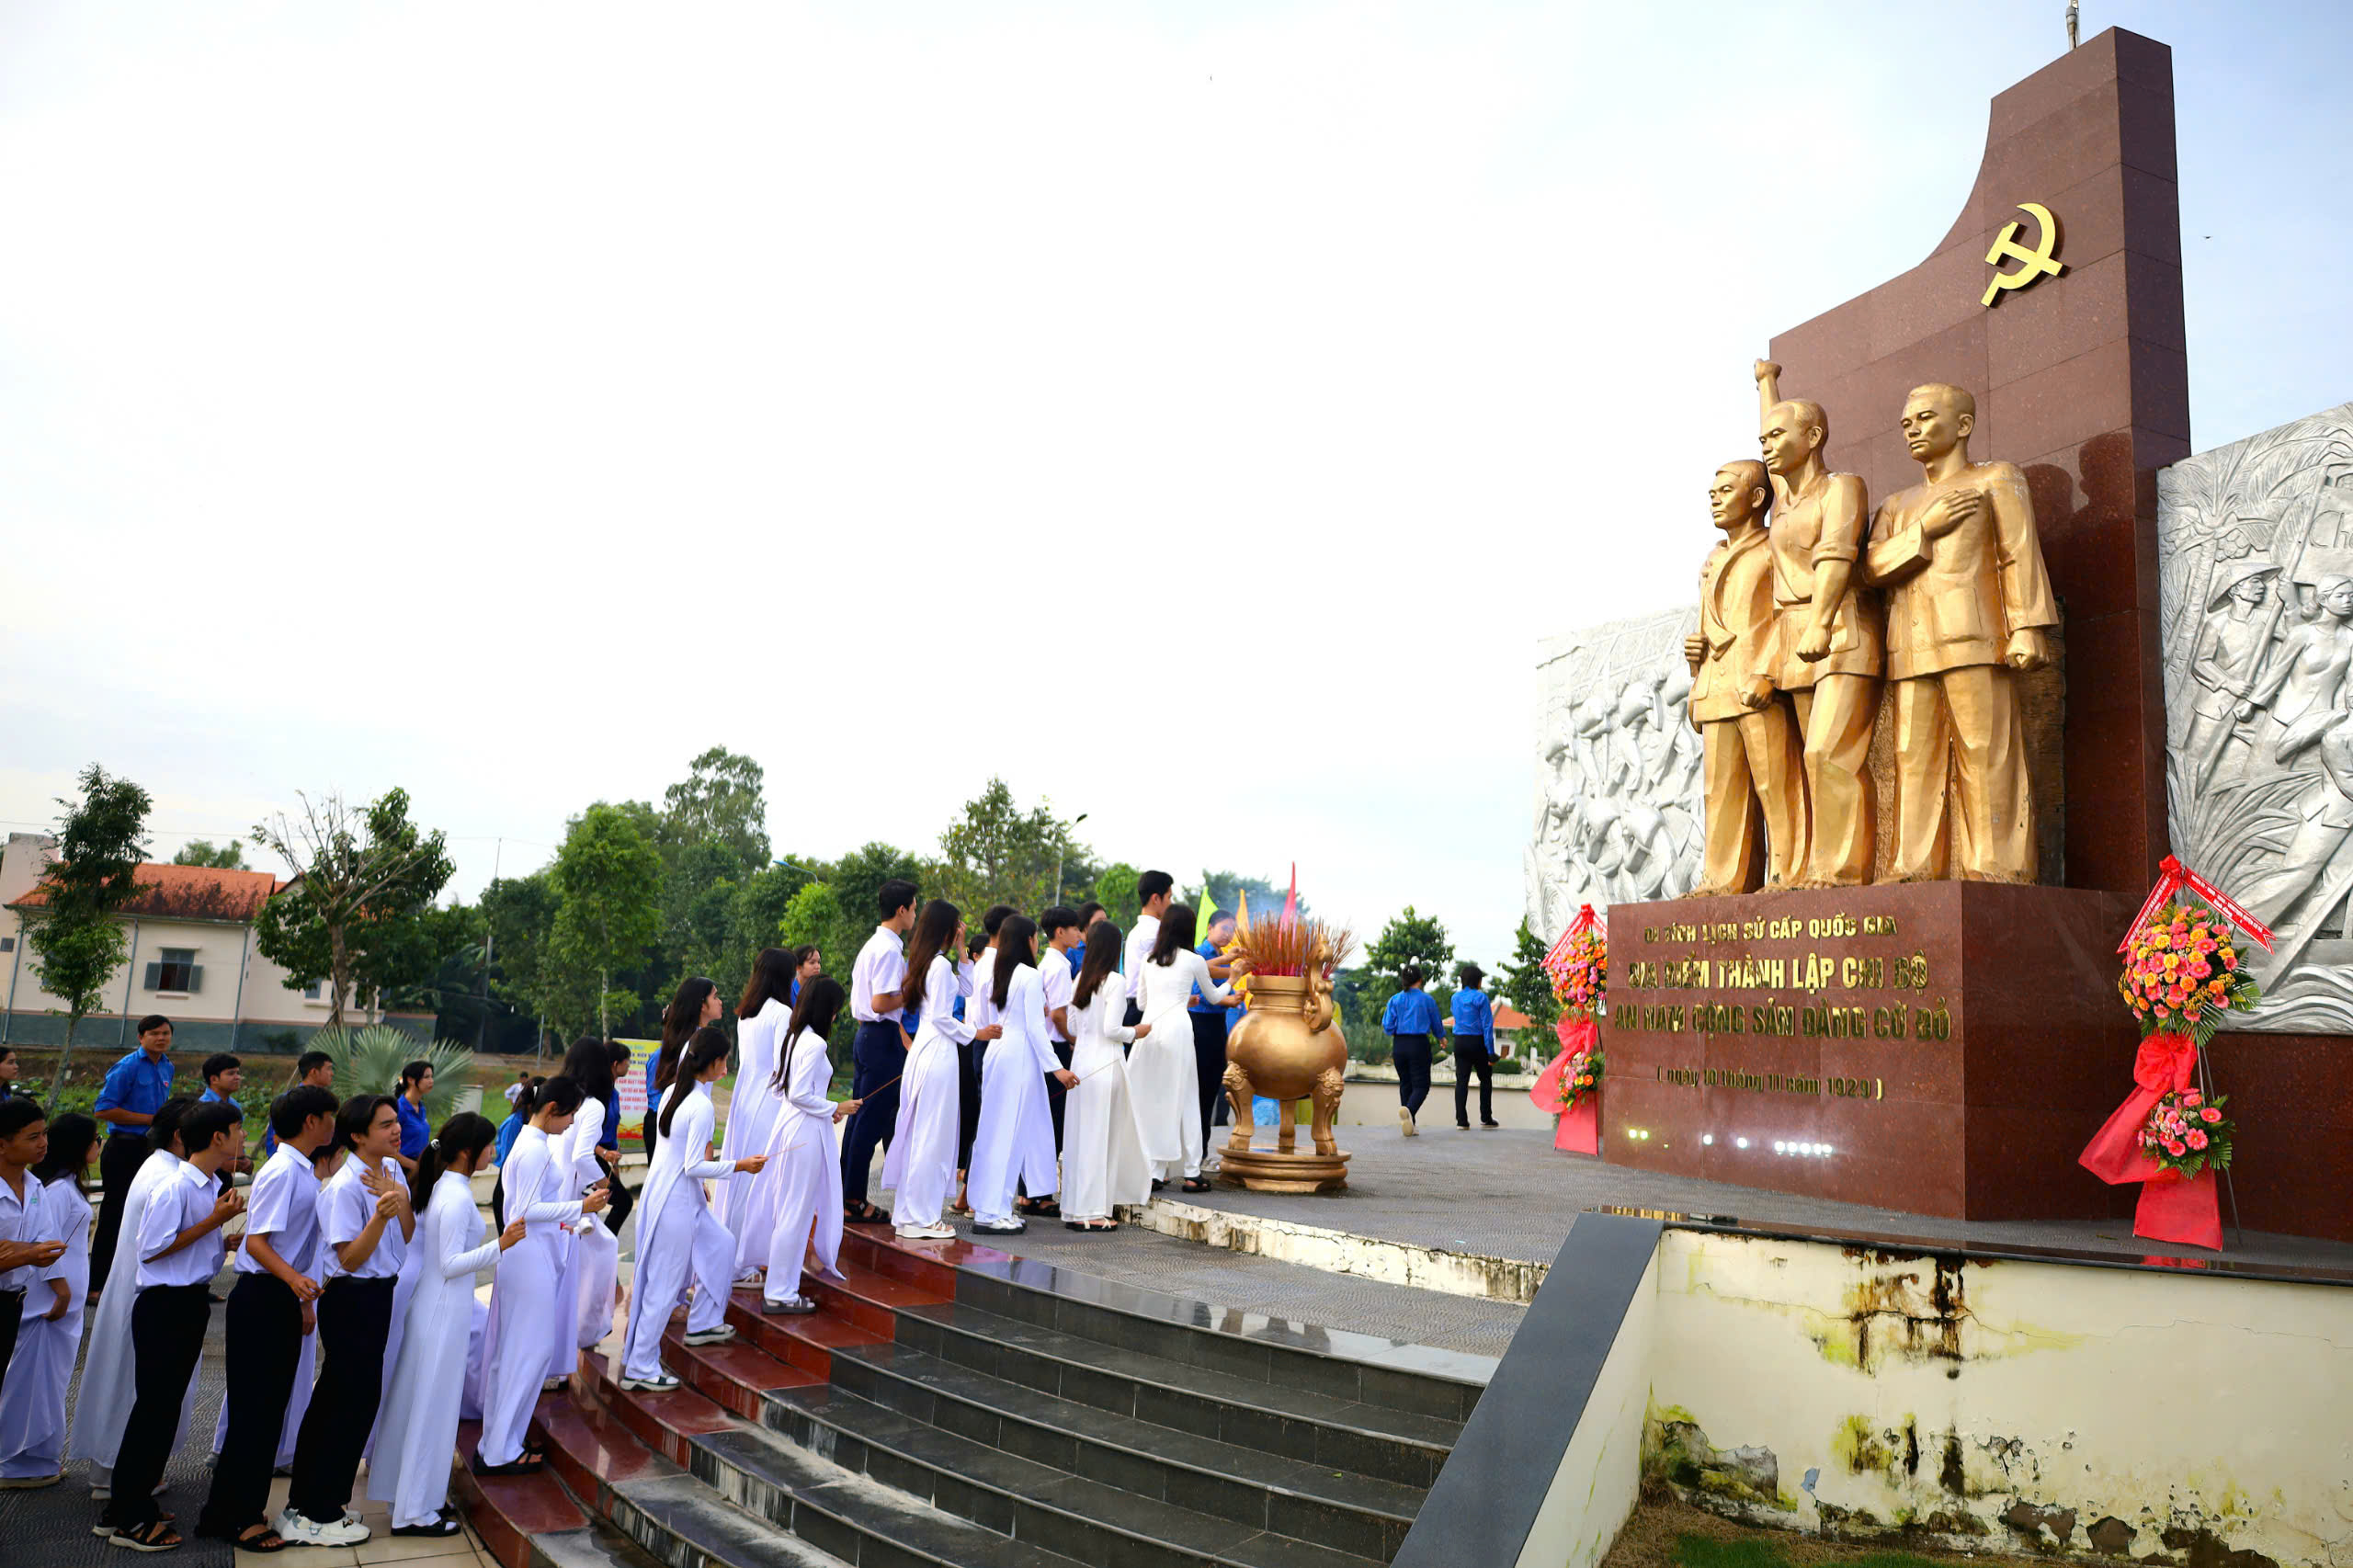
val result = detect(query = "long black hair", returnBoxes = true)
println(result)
[1073,918,1124,1010]
[33,1111,99,1191]
[658,977,718,1096]
[771,977,848,1093]
[561,1038,618,1111]
[991,915,1038,1011]
[660,1025,732,1139]
[739,948,796,1018]
[149,1095,198,1159]
[1148,903,1198,966]
[899,900,961,1016]
[413,1109,497,1213]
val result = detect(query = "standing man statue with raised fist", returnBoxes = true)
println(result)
[1865,382,2060,881]
[1755,359,1882,886]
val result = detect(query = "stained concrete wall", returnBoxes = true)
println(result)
[1644,1229,2352,1567]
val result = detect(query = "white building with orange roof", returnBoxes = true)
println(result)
[0,831,392,1052]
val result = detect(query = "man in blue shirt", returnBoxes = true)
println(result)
[1067,902,1104,976]
[392,1060,434,1174]
[90,1014,178,1297]
[1379,972,1441,1137]
[1446,963,1502,1131]
[1191,911,1239,1153]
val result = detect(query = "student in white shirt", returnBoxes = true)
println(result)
[0,1100,68,1429]
[965,916,1078,1235]
[958,907,1016,1211]
[841,878,921,1225]
[881,901,995,1241]
[198,1084,340,1551]
[1131,904,1237,1194]
[474,1077,607,1474]
[1060,920,1154,1230]
[0,1109,97,1484]
[70,1096,198,1497]
[1034,906,1084,1170]
[370,1112,524,1538]
[1123,870,1176,1026]
[101,1101,243,1551]
[282,1095,415,1544]
[617,1028,767,1392]
[757,978,860,1314]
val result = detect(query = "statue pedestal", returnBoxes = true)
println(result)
[1599,882,2138,1221]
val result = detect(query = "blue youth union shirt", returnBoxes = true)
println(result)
[1381,990,1441,1037]
[96,1049,176,1136]
[394,1093,430,1159]
[1450,987,1495,1049]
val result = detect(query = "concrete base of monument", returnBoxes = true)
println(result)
[1601,880,2140,1221]
[1214,1138,1352,1193]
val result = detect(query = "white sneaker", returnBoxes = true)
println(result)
[681,1324,736,1346]
[1398,1106,1416,1136]
[618,1372,682,1392]
[896,1222,955,1241]
[278,1507,370,1546]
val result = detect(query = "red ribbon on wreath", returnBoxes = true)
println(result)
[1544,903,1598,971]
[2118,856,2274,956]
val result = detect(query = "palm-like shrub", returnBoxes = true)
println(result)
[313,1026,474,1126]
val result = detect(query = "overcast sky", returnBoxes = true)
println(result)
[3,1,2347,967]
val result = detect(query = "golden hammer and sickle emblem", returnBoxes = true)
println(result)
[1982,202,2064,307]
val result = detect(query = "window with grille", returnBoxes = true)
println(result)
[147,948,202,993]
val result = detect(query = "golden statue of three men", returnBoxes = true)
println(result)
[1684,360,2060,893]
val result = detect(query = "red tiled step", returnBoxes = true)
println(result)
[837,1224,1012,1293]
[722,1284,891,1378]
[653,1322,825,1418]
[453,1411,597,1568]
[592,1358,741,1467]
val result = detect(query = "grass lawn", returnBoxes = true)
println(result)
[1602,1500,2041,1568]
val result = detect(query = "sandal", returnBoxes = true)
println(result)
[1182,1177,1211,1193]
[233,1525,289,1553]
[108,1520,183,1552]
[1063,1219,1118,1232]
[470,1450,546,1477]
[1025,1199,1062,1219]
[844,1202,892,1225]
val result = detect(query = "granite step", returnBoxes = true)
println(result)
[594,1361,1093,1568]
[756,1380,1384,1568]
[891,1298,1461,1489]
[819,1339,1423,1561]
[835,1231,1489,1426]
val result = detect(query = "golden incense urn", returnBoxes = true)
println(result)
[1219,938,1350,1194]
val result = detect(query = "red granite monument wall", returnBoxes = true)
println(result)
[1606,28,2348,1241]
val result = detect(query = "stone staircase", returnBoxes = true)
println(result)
[458,1229,1488,1568]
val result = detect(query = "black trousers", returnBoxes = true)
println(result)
[841,1021,904,1206]
[287,1276,394,1525]
[955,1040,983,1173]
[1191,1012,1230,1150]
[91,1134,151,1297]
[105,1283,211,1530]
[1045,1037,1074,1148]
[0,1290,20,1408]
[1453,1042,1495,1126]
[1392,1035,1433,1118]
[199,1273,302,1538]
[604,1173,635,1234]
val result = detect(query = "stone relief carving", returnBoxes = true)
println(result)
[1527,606,1705,939]
[2159,401,2353,1031]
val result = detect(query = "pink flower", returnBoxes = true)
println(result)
[2188,960,2211,980]
[2183,1091,2202,1107]
[2187,1131,2209,1150]
[2164,1139,2187,1157]
[2200,1107,2222,1124]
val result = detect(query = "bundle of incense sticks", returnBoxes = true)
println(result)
[1226,883,1354,980]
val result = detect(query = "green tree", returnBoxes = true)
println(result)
[934,778,1090,916]
[482,871,561,1048]
[1496,918,1560,1044]
[730,862,809,978]
[665,836,744,999]
[547,802,664,1038]
[1364,906,1454,991]
[826,842,925,940]
[661,747,769,876]
[171,839,246,869]
[776,881,843,952]
[1093,862,1141,925]
[25,765,153,1095]
[253,789,456,1028]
